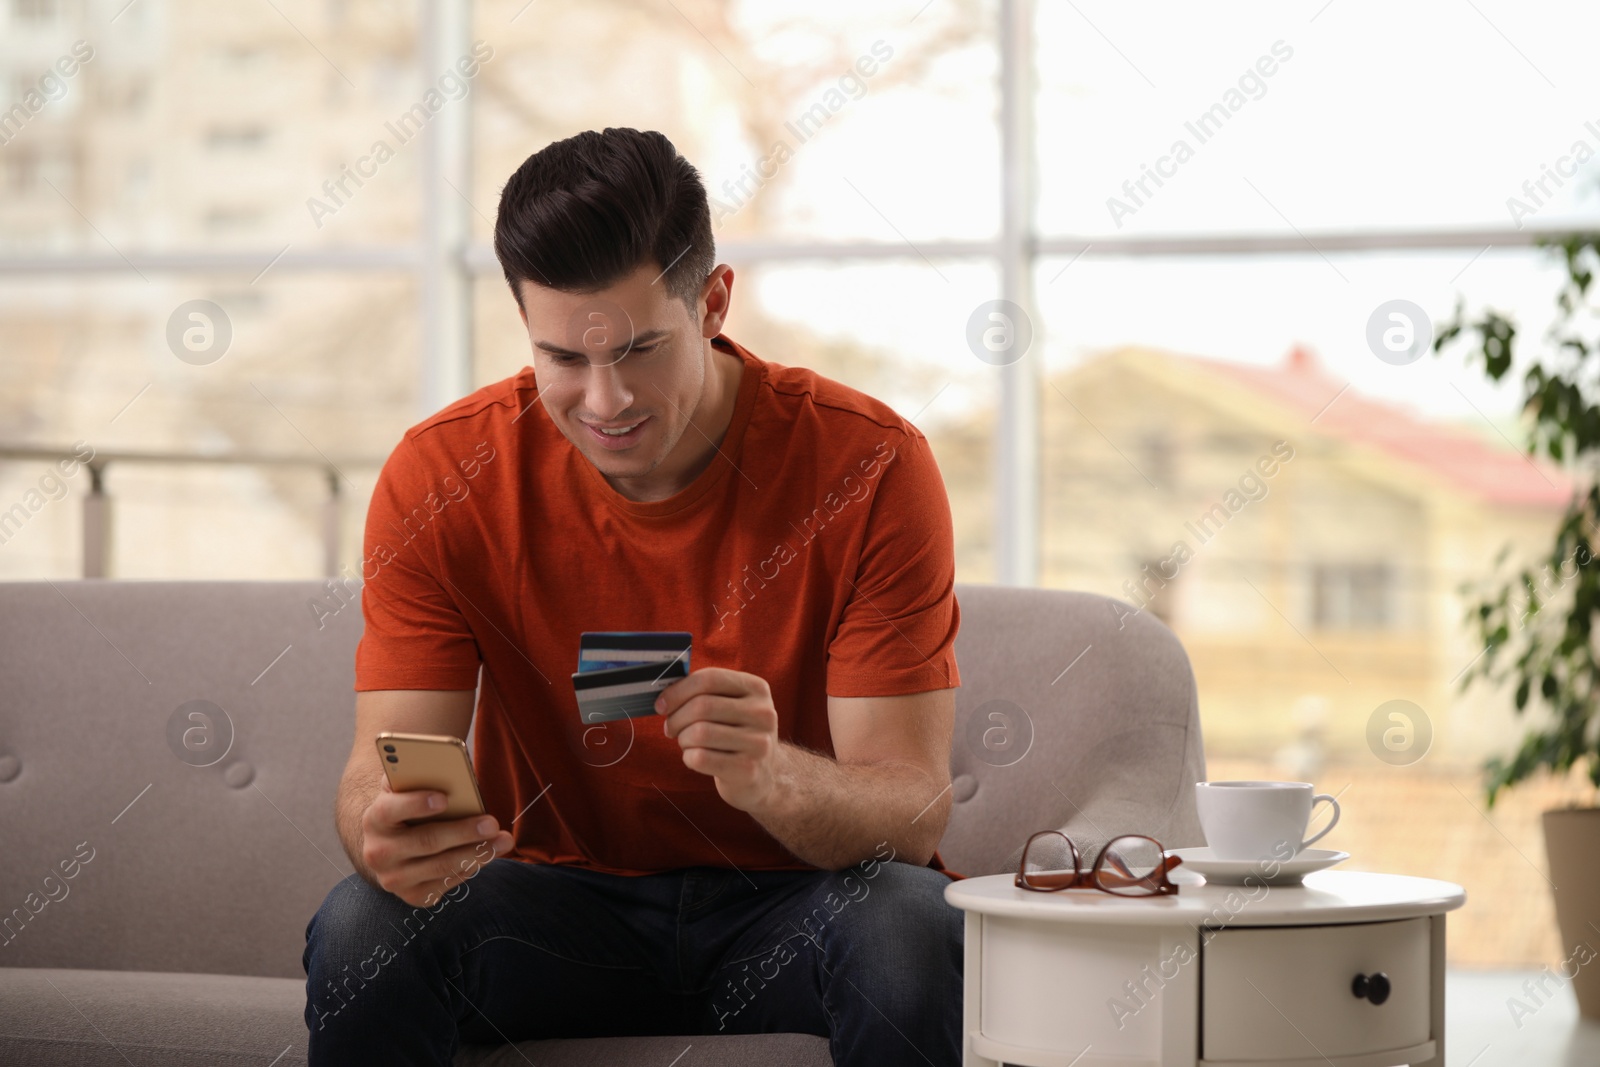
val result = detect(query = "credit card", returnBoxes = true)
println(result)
[577,631,692,674]
[572,656,690,724]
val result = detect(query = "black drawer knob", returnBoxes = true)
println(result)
[1352,972,1391,1005]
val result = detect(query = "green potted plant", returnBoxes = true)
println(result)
[1437,231,1600,1018]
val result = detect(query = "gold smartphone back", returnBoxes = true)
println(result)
[376,732,487,824]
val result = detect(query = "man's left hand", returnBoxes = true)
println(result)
[656,667,783,813]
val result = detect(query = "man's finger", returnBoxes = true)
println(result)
[662,693,753,737]
[680,747,748,779]
[401,813,502,861]
[393,833,512,891]
[672,719,749,752]
[654,667,749,715]
[369,788,448,828]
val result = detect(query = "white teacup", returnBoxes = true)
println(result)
[1195,781,1340,863]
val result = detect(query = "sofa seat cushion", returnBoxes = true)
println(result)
[455,1033,834,1066]
[0,967,309,1066]
[0,967,834,1066]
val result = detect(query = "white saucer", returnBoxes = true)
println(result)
[1165,846,1349,886]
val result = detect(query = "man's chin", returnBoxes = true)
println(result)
[558,420,671,481]
[581,440,662,479]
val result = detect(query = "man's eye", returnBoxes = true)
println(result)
[548,344,656,366]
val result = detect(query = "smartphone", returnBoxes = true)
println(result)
[375,732,487,825]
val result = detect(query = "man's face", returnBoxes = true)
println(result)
[517,262,711,490]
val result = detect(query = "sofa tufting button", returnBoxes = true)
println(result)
[0,753,18,782]
[222,761,255,789]
[952,774,977,802]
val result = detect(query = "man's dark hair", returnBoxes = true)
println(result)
[494,128,715,316]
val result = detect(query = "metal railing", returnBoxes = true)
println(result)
[0,446,385,578]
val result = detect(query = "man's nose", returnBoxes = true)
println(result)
[584,361,634,421]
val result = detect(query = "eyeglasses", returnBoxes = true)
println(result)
[1014,830,1183,897]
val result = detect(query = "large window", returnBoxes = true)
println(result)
[1310,563,1395,630]
[4,0,1597,969]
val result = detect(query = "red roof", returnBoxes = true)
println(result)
[1188,345,1572,508]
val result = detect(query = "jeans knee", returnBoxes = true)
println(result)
[307,876,457,1032]
[307,877,387,963]
[881,862,962,936]
[818,861,962,963]
[303,877,385,1029]
[311,872,472,956]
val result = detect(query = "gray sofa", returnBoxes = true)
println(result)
[0,580,1206,1066]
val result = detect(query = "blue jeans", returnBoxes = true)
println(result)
[302,855,962,1066]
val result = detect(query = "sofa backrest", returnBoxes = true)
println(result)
[1,581,363,980]
[0,580,1204,979]
[939,584,1206,877]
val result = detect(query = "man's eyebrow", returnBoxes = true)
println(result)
[533,328,672,358]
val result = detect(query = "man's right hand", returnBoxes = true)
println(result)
[360,778,516,907]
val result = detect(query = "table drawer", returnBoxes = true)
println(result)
[1202,917,1430,1062]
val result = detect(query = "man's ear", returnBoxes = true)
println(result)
[699,264,734,339]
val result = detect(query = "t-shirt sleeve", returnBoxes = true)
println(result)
[825,431,962,697]
[353,434,483,692]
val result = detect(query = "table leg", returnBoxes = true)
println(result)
[1414,912,1446,1067]
[964,910,999,1067]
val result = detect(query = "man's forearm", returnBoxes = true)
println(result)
[748,742,951,870]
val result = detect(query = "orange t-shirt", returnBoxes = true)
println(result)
[353,334,962,877]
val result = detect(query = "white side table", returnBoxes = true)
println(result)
[945,868,1466,1067]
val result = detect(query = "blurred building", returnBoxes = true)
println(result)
[1031,344,1566,767]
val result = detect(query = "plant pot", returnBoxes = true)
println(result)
[1541,806,1600,1019]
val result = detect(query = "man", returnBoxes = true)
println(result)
[302,127,964,1066]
